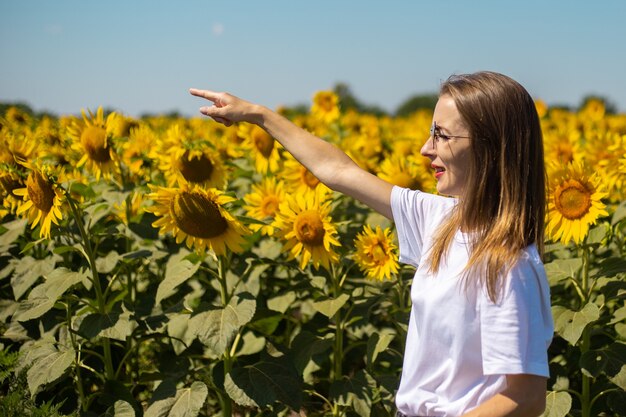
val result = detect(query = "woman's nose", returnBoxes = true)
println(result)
[420,137,435,158]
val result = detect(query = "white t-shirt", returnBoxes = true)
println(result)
[391,186,553,417]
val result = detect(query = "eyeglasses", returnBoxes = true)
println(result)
[429,121,471,149]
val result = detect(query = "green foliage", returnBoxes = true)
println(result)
[394,93,439,116]
[545,212,626,417]
[1,112,624,417]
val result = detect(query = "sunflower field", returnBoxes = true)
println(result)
[0,93,625,417]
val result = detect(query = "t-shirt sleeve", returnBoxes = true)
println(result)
[390,186,425,267]
[479,253,554,377]
[390,186,455,268]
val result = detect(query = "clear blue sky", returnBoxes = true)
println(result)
[1,0,625,117]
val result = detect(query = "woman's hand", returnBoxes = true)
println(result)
[189,88,263,127]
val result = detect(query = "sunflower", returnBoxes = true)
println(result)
[311,91,340,124]
[376,154,433,191]
[353,225,399,281]
[122,123,156,179]
[13,164,64,239]
[67,107,119,180]
[274,190,340,270]
[543,129,583,169]
[0,131,39,169]
[281,156,330,197]
[243,176,286,236]
[146,184,250,256]
[239,124,282,174]
[153,124,228,189]
[580,98,606,122]
[546,161,608,245]
[113,191,145,225]
[581,131,626,202]
[0,166,24,218]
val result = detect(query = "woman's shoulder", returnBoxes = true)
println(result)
[392,186,456,210]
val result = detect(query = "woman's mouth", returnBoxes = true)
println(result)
[433,165,445,179]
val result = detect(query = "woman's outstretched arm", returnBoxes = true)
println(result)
[189,88,394,218]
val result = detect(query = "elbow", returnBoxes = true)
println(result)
[515,388,546,416]
[532,393,546,416]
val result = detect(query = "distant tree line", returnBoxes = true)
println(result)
[0,90,619,120]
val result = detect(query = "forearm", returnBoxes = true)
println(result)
[460,375,546,417]
[253,104,358,190]
[460,394,543,417]
[190,88,394,217]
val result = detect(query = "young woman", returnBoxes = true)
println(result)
[189,71,553,417]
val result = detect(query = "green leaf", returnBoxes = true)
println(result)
[540,391,572,417]
[14,268,88,322]
[289,331,333,373]
[366,329,396,366]
[611,200,626,226]
[104,400,136,417]
[312,293,350,318]
[329,370,374,417]
[0,299,18,322]
[39,267,89,300]
[84,202,110,229]
[579,342,626,379]
[26,345,74,397]
[145,380,208,417]
[167,313,195,355]
[168,381,208,417]
[77,305,136,341]
[236,332,265,356]
[13,293,55,322]
[155,251,200,305]
[586,223,607,245]
[607,390,626,415]
[225,359,302,410]
[599,278,626,302]
[609,305,626,325]
[190,293,256,355]
[544,258,582,286]
[552,303,600,345]
[10,255,57,300]
[96,250,121,274]
[247,308,282,336]
[0,218,26,252]
[610,365,626,391]
[267,291,297,314]
[596,257,626,278]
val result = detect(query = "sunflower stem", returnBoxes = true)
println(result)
[331,264,344,383]
[580,243,592,417]
[65,189,116,381]
[217,254,234,417]
[67,301,87,412]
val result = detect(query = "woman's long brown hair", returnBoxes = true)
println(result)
[427,72,545,302]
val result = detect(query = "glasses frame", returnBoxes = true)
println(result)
[429,121,471,149]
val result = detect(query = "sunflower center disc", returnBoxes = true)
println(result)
[80,126,111,163]
[301,169,320,189]
[26,171,55,212]
[294,210,325,245]
[253,130,275,158]
[176,152,214,183]
[371,242,388,264]
[171,191,228,238]
[260,196,280,217]
[556,180,592,220]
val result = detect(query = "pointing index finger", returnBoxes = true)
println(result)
[189,88,220,102]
